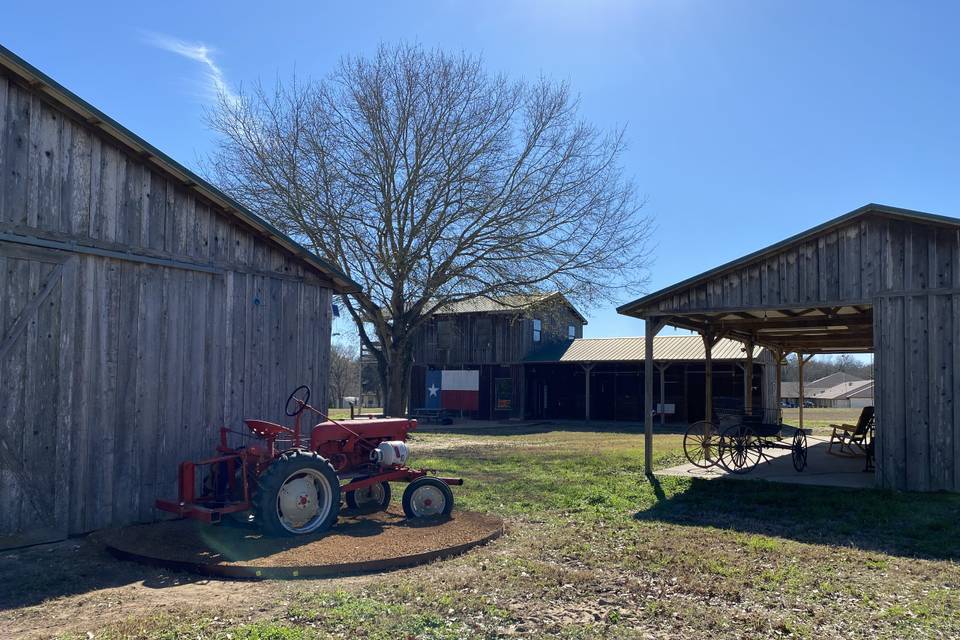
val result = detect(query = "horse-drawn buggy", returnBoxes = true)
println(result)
[682,401,808,474]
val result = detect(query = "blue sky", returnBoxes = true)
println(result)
[3,1,958,343]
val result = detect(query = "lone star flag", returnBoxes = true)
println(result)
[425,370,480,411]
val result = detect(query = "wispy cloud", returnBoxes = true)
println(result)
[144,32,239,105]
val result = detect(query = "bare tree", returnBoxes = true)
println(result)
[328,342,360,408]
[207,43,653,416]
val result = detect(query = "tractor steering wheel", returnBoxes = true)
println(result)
[285,385,311,417]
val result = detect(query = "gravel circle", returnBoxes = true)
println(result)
[97,506,503,579]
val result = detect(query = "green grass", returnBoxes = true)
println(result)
[325,407,383,420]
[45,429,960,639]
[781,407,864,432]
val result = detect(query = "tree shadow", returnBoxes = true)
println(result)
[635,476,960,561]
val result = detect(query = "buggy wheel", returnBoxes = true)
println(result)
[402,477,454,519]
[346,481,391,511]
[719,424,761,474]
[792,429,808,472]
[253,450,341,536]
[683,421,721,468]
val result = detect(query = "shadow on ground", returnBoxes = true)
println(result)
[636,475,960,562]
[0,534,210,611]
[0,510,381,610]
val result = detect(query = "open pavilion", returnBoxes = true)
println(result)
[619,204,960,491]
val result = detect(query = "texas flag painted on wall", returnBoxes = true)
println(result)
[425,370,480,411]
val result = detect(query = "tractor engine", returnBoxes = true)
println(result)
[309,417,415,476]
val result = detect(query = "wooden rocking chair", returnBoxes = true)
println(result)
[828,406,874,457]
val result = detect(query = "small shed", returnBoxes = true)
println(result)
[0,46,359,547]
[619,204,960,492]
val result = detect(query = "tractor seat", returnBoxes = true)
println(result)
[245,419,294,439]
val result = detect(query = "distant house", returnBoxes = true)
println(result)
[809,379,874,408]
[781,372,867,406]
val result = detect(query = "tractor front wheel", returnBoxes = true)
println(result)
[402,477,454,519]
[253,450,341,536]
[345,481,391,511]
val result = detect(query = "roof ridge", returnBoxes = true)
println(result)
[0,44,360,293]
[618,203,960,316]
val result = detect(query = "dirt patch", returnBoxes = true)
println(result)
[97,507,502,578]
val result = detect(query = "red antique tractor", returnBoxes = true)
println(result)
[156,385,461,536]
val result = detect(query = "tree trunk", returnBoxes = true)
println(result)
[380,338,413,417]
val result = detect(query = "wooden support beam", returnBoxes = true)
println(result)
[744,339,754,412]
[702,329,722,426]
[797,352,815,430]
[774,349,784,423]
[644,317,666,475]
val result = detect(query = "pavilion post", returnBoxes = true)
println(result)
[797,352,814,431]
[743,339,754,413]
[703,332,716,425]
[774,349,784,422]
[582,363,594,422]
[644,317,664,475]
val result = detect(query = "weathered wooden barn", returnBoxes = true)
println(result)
[409,293,586,419]
[619,204,960,492]
[0,46,359,547]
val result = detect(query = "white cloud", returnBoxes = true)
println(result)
[144,32,239,105]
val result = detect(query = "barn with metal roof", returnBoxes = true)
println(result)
[522,335,774,423]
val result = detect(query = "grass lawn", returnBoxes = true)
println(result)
[781,407,865,434]
[326,407,383,420]
[9,428,959,639]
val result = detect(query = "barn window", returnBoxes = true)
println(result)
[533,318,542,342]
[568,324,576,339]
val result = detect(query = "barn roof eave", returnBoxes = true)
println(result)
[0,44,362,295]
[617,203,960,318]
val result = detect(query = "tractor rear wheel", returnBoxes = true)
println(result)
[346,481,391,511]
[402,477,454,519]
[253,450,341,536]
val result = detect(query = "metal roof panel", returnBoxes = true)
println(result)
[524,335,762,363]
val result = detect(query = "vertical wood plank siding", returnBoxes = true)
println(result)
[0,73,334,541]
[410,306,583,366]
[641,214,960,492]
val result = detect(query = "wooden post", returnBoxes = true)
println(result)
[644,317,664,475]
[744,339,754,413]
[703,332,716,424]
[774,349,784,423]
[797,352,814,430]
[582,363,594,422]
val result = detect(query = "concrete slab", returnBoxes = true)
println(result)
[658,436,876,489]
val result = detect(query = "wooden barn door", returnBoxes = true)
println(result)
[0,243,76,548]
